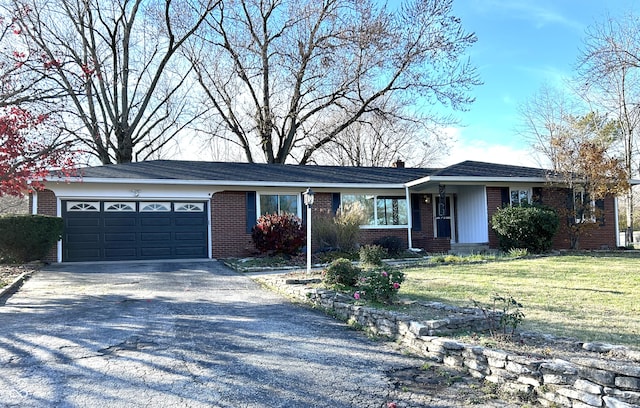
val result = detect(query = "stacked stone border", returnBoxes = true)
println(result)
[261,275,640,408]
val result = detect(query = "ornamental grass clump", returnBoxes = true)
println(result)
[359,244,387,267]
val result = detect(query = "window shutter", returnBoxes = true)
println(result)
[332,193,341,215]
[532,187,543,204]
[500,187,510,207]
[246,191,257,233]
[596,199,605,226]
[300,192,307,225]
[566,189,574,210]
[411,194,422,232]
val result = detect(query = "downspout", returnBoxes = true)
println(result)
[57,196,62,263]
[615,196,620,248]
[31,190,38,215]
[405,186,413,250]
[208,193,213,259]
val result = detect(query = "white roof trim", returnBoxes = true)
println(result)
[405,175,550,187]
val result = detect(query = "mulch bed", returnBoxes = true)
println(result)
[0,264,40,289]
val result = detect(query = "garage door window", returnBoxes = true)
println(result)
[67,202,99,211]
[140,202,171,212]
[175,203,205,212]
[104,202,136,212]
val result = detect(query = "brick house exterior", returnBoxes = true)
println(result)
[35,160,622,262]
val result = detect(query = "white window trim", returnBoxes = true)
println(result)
[256,193,302,217]
[341,194,409,228]
[509,187,532,206]
[574,190,597,223]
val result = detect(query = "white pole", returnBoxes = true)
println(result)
[306,203,312,273]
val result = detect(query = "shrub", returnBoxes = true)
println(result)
[491,205,560,253]
[359,244,387,266]
[0,215,63,262]
[322,258,361,287]
[372,236,405,256]
[251,213,305,255]
[472,294,525,338]
[355,266,405,304]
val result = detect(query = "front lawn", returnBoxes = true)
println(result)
[399,253,640,348]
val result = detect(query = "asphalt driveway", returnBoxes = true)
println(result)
[0,260,423,407]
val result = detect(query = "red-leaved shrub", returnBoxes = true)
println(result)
[251,213,305,255]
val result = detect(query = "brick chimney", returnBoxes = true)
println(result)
[392,158,405,168]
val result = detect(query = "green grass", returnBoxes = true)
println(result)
[400,253,640,347]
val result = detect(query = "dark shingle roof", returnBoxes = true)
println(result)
[76,160,438,185]
[431,161,550,178]
[71,159,551,186]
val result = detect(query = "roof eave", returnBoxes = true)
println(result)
[46,177,407,190]
[406,176,550,187]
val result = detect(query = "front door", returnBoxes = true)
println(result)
[435,196,453,239]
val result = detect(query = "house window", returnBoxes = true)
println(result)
[258,194,299,216]
[574,190,595,223]
[175,203,205,212]
[67,202,99,212]
[104,202,135,212]
[510,188,530,206]
[140,202,171,212]
[341,194,408,227]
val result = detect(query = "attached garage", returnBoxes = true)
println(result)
[62,200,209,262]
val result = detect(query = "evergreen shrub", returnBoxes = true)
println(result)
[0,215,63,262]
[491,205,559,253]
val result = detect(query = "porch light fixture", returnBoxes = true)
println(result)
[424,194,431,205]
[303,188,315,273]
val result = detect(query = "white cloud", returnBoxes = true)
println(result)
[470,0,584,31]
[443,129,542,168]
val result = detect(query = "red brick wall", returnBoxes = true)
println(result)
[542,187,618,250]
[485,186,618,251]
[486,187,504,248]
[210,191,255,258]
[36,189,58,263]
[37,189,57,216]
[360,229,408,247]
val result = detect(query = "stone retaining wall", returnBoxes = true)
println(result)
[266,277,640,408]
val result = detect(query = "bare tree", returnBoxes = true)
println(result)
[577,12,640,244]
[5,0,220,164]
[0,12,58,108]
[517,85,582,171]
[186,0,479,165]
[313,108,447,167]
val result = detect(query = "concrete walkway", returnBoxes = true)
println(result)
[0,261,519,407]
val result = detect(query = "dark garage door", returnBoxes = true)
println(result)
[62,201,208,262]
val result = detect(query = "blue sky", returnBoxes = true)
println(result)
[443,0,638,167]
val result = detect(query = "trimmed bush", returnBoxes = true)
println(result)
[0,215,63,262]
[491,205,560,253]
[373,236,405,256]
[251,213,305,255]
[355,266,405,304]
[359,244,387,266]
[322,258,361,287]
